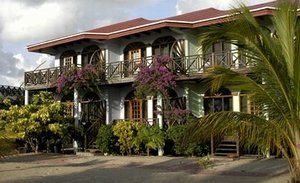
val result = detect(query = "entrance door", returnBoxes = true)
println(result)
[81,100,106,149]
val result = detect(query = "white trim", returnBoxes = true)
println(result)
[27,7,277,49]
[25,90,29,105]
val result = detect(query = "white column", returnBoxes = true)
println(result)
[232,92,241,112]
[184,39,189,56]
[25,90,29,105]
[231,43,239,69]
[105,92,110,125]
[120,96,125,120]
[54,58,60,67]
[157,94,164,156]
[105,49,109,64]
[199,94,205,117]
[120,53,124,61]
[184,87,189,110]
[146,45,152,65]
[184,39,189,72]
[77,53,82,66]
[147,96,154,125]
[157,94,163,129]
[232,91,240,156]
[74,89,79,128]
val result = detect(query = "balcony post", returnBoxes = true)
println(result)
[25,90,29,105]
[147,96,154,125]
[54,58,60,67]
[157,94,164,156]
[146,44,152,60]
[232,91,240,157]
[77,53,82,66]
[120,53,124,78]
[231,43,239,69]
[184,87,190,110]
[120,96,125,120]
[184,39,189,72]
[105,91,110,124]
[74,89,80,128]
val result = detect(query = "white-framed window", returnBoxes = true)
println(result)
[63,56,74,67]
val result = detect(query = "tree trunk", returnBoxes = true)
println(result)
[292,130,300,183]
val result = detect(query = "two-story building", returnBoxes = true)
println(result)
[24,1,277,153]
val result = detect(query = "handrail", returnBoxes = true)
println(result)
[24,50,250,87]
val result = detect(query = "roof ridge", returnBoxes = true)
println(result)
[87,17,153,33]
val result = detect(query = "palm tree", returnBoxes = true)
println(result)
[185,1,300,182]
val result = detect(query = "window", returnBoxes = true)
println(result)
[129,49,142,61]
[63,56,74,67]
[204,88,233,114]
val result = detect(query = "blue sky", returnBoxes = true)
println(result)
[0,0,272,86]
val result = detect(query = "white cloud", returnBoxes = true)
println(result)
[0,0,160,86]
[0,0,160,42]
[176,0,274,14]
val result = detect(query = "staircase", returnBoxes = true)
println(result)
[214,136,239,157]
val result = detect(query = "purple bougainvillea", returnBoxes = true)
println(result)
[134,56,176,98]
[56,64,98,93]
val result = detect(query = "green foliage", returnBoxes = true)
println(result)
[96,125,115,154]
[167,124,209,156]
[187,1,300,181]
[112,121,140,155]
[0,91,73,153]
[135,124,165,156]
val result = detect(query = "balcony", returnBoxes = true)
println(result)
[24,51,250,89]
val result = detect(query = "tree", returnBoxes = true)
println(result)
[0,91,73,153]
[185,1,300,182]
[112,121,140,155]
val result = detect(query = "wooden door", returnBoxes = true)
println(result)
[129,99,143,121]
[128,49,141,75]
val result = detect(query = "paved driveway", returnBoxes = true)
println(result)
[0,154,289,183]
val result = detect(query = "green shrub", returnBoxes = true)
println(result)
[135,124,165,156]
[167,124,209,156]
[96,125,115,154]
[112,121,140,155]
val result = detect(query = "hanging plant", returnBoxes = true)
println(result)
[55,64,102,94]
[134,56,176,98]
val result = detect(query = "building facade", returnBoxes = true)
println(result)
[24,2,276,153]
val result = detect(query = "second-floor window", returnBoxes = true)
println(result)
[63,56,74,67]
[129,49,142,61]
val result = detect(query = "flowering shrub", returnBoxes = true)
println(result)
[56,64,100,93]
[163,107,191,126]
[134,56,176,98]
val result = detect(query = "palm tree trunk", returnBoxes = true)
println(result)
[147,147,150,156]
[292,130,300,182]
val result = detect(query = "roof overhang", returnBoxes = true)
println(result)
[27,7,276,53]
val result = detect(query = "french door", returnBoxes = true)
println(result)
[124,49,141,76]
[125,99,147,122]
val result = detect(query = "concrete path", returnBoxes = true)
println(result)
[0,154,290,183]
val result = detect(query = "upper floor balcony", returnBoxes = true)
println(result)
[24,50,250,90]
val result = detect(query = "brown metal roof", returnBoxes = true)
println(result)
[27,1,277,53]
[88,18,154,33]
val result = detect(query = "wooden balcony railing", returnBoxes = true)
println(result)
[24,65,80,88]
[24,51,250,88]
